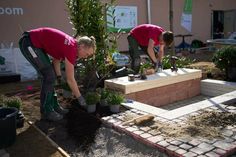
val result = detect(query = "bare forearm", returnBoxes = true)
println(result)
[53,59,61,76]
[147,48,157,63]
[158,50,164,62]
[67,78,81,98]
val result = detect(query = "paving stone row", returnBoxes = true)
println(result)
[101,104,236,157]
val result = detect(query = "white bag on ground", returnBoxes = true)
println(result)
[0,44,38,81]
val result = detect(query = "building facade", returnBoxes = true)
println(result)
[0,0,236,51]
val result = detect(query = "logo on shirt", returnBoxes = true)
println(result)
[64,38,71,46]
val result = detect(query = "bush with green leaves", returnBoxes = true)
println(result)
[212,46,236,71]
[162,55,194,69]
[66,0,118,91]
[4,96,22,110]
[107,92,124,105]
[85,91,101,105]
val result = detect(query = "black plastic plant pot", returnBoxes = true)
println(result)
[0,107,18,149]
[16,111,25,128]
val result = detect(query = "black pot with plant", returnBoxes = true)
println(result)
[212,46,236,81]
[4,96,25,128]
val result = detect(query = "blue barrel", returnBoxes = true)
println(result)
[0,107,18,149]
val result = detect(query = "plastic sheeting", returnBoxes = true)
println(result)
[0,44,38,81]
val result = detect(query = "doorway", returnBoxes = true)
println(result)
[212,11,224,39]
[212,10,236,39]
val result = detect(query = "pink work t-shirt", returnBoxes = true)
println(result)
[29,27,78,65]
[130,24,164,46]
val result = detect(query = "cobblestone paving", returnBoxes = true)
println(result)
[102,104,236,157]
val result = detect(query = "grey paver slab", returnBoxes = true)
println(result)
[205,151,221,157]
[198,143,215,152]
[170,140,183,146]
[213,141,234,150]
[175,148,187,155]
[183,151,197,157]
[188,139,202,146]
[167,145,179,151]
[180,143,193,150]
[147,135,164,143]
[190,147,208,155]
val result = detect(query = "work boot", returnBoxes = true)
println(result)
[41,111,63,122]
[54,105,69,115]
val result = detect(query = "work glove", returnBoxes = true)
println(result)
[77,95,87,108]
[155,61,163,73]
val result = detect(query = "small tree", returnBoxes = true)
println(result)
[66,0,117,91]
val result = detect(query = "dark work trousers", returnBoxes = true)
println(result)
[127,35,158,74]
[18,32,58,114]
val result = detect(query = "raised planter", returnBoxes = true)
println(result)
[105,68,202,107]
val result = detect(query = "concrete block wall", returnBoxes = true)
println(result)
[201,79,236,97]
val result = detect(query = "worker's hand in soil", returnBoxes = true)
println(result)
[78,95,87,107]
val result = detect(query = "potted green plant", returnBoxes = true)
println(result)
[85,91,101,113]
[212,46,236,81]
[4,96,25,128]
[99,88,110,107]
[107,92,124,113]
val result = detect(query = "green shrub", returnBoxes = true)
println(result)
[85,92,101,105]
[4,96,22,110]
[212,46,236,71]
[107,92,124,105]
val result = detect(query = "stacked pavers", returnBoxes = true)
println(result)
[102,105,236,157]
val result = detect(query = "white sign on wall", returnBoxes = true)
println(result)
[107,6,137,32]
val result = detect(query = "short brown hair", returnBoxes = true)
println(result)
[162,31,174,47]
[76,36,96,51]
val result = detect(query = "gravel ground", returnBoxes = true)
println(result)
[70,126,165,157]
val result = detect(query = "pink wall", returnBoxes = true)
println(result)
[0,0,73,47]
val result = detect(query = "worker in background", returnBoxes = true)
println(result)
[127,24,174,73]
[19,27,96,121]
